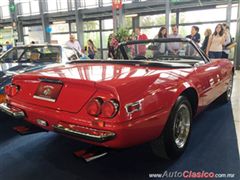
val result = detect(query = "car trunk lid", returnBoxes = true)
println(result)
[12,75,97,113]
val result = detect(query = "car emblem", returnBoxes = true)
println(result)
[42,87,52,96]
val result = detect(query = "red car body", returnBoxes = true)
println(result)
[0,39,234,157]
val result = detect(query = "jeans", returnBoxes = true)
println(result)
[88,54,95,59]
[222,51,229,59]
[208,51,222,59]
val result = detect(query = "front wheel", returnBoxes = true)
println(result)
[151,96,192,159]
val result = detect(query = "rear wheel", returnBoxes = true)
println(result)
[221,75,233,103]
[151,96,192,159]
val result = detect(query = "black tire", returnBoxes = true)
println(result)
[151,96,192,160]
[220,74,233,103]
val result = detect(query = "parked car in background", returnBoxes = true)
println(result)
[0,38,234,159]
[0,44,83,102]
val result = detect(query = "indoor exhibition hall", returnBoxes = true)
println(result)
[0,0,240,179]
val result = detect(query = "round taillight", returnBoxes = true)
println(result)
[4,85,11,95]
[5,84,19,97]
[101,100,119,118]
[86,98,102,116]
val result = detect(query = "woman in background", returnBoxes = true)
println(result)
[201,28,212,53]
[206,24,226,58]
[153,26,167,58]
[86,39,97,59]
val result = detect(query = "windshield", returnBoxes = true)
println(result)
[121,39,205,65]
[19,46,61,63]
[0,47,25,63]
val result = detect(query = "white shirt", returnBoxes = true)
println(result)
[66,40,81,52]
[168,34,182,51]
[154,35,166,53]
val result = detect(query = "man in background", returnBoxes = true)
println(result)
[168,25,182,55]
[66,35,82,52]
[134,27,148,56]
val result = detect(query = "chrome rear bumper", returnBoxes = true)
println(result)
[0,103,25,118]
[53,124,116,143]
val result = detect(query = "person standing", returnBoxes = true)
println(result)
[222,23,231,59]
[86,39,97,59]
[134,27,148,56]
[206,24,226,58]
[6,41,13,50]
[107,34,115,59]
[109,33,119,59]
[186,26,200,44]
[168,25,182,55]
[66,35,82,52]
[154,26,167,57]
[201,28,212,53]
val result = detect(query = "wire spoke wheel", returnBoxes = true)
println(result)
[173,104,191,149]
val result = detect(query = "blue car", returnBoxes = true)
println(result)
[0,44,84,102]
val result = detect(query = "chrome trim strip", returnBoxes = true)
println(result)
[39,78,63,84]
[53,124,116,142]
[0,103,25,118]
[33,95,56,102]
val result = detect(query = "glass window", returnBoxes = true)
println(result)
[56,0,68,11]
[140,14,165,27]
[24,36,30,45]
[83,0,99,8]
[102,0,112,7]
[51,34,70,45]
[23,27,29,35]
[1,6,10,18]
[171,13,176,25]
[141,28,160,39]
[102,19,113,30]
[123,0,133,4]
[231,6,238,20]
[0,28,13,45]
[27,26,44,44]
[124,17,132,28]
[180,8,227,23]
[47,0,57,12]
[21,2,30,15]
[71,23,77,32]
[30,0,39,14]
[102,31,113,49]
[0,0,9,6]
[51,23,69,33]
[230,22,237,39]
[83,21,99,31]
[70,0,75,10]
[0,47,25,62]
[103,50,109,59]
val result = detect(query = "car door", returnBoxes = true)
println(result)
[194,60,222,107]
[63,47,80,62]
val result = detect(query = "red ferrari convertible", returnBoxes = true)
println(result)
[0,38,234,159]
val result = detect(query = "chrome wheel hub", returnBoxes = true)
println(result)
[173,104,191,149]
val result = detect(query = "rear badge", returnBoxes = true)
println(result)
[33,82,63,102]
